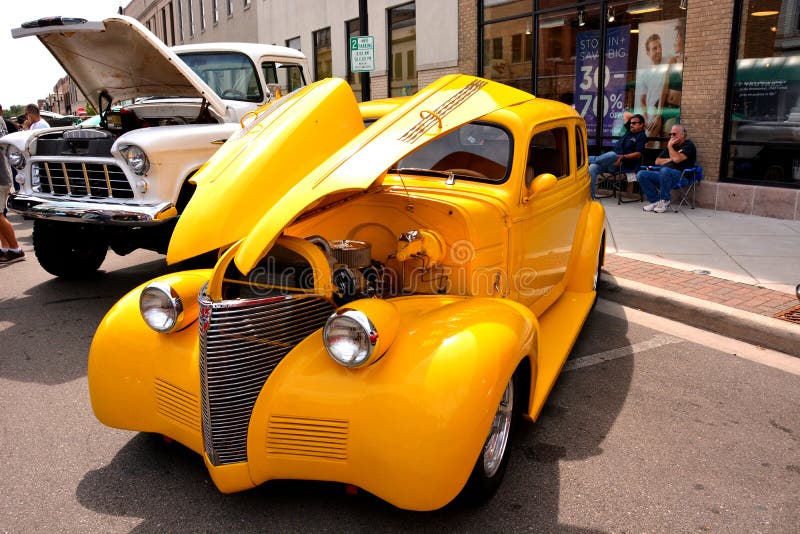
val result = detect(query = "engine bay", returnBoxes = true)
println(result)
[34,100,221,158]
[220,231,454,306]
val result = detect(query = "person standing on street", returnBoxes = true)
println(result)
[0,117,25,263]
[25,103,50,130]
[0,104,19,135]
[636,124,697,213]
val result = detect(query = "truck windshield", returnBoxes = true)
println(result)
[178,51,263,102]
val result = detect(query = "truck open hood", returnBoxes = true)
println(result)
[12,15,227,118]
[167,75,534,273]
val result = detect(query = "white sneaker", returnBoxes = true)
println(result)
[653,200,670,213]
[643,201,658,212]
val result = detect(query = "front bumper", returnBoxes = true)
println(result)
[9,193,177,225]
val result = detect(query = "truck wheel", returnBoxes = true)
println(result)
[460,372,517,505]
[33,220,108,278]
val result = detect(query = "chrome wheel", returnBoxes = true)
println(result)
[482,378,514,477]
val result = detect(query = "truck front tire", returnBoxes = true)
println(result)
[33,220,108,278]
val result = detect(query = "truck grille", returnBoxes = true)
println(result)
[199,292,335,466]
[34,161,133,199]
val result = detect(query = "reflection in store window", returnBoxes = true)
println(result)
[313,27,332,81]
[727,0,800,185]
[480,1,687,151]
[389,2,417,97]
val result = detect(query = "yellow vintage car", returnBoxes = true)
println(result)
[88,75,605,511]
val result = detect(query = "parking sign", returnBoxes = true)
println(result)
[350,36,375,72]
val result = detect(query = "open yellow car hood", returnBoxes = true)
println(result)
[168,75,534,273]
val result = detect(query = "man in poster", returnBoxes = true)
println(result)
[638,33,667,139]
[635,19,684,143]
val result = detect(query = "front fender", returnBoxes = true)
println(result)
[240,295,536,511]
[88,269,211,454]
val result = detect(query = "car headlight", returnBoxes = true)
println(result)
[7,147,26,170]
[323,309,378,367]
[140,281,183,332]
[120,145,150,175]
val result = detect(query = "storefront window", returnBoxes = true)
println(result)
[726,0,800,186]
[537,8,606,141]
[483,17,533,93]
[480,1,687,152]
[481,1,531,91]
[584,2,685,149]
[389,2,417,97]
[483,0,529,22]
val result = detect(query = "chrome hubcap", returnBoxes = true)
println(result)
[482,378,514,477]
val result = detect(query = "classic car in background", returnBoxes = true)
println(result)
[88,75,606,511]
[1,15,308,278]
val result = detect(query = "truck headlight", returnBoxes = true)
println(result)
[120,145,150,175]
[140,282,183,333]
[323,309,377,367]
[7,147,26,170]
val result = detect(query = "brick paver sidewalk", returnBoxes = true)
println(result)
[603,254,799,323]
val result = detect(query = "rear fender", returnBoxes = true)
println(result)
[242,295,537,511]
[565,200,606,293]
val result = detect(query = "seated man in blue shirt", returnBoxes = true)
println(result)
[637,124,697,213]
[588,113,647,199]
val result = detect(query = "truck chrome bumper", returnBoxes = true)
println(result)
[8,193,176,226]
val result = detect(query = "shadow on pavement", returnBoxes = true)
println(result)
[0,258,173,385]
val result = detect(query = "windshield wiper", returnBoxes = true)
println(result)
[392,167,453,178]
[392,167,457,184]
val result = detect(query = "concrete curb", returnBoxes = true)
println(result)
[599,271,800,358]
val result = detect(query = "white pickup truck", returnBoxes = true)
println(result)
[1,15,308,278]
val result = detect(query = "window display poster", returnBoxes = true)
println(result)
[635,18,683,139]
[575,25,630,143]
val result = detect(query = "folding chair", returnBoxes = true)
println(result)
[612,169,643,204]
[671,165,703,212]
[594,155,643,203]
[594,173,616,199]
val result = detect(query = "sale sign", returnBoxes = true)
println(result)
[575,25,630,145]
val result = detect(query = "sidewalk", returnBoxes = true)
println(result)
[599,197,800,356]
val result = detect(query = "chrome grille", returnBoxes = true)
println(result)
[34,161,133,198]
[199,293,335,466]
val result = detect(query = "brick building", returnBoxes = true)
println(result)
[124,0,800,219]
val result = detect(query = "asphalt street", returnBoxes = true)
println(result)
[1,215,798,532]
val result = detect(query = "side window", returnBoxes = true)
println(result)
[262,62,306,96]
[575,125,586,169]
[526,127,569,188]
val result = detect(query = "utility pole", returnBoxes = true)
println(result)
[359,0,371,101]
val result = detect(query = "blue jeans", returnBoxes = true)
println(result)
[637,167,683,203]
[588,151,620,199]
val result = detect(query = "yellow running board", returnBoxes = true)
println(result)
[528,290,596,421]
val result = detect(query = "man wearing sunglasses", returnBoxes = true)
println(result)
[637,124,697,213]
[588,113,647,199]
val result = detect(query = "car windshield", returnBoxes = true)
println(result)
[394,122,512,182]
[178,51,263,102]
